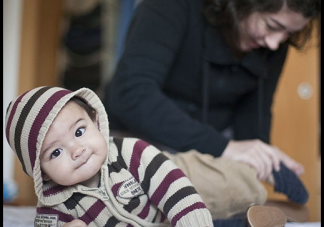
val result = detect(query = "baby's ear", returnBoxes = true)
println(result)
[94,111,100,126]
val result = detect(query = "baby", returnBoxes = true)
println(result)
[5,86,213,227]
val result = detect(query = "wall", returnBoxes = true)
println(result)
[3,0,22,183]
[268,41,321,221]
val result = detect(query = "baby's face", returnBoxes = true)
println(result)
[40,101,107,187]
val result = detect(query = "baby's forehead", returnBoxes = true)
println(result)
[62,98,92,113]
[52,101,88,122]
[40,101,88,150]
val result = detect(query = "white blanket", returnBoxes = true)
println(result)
[3,205,321,227]
[3,206,35,227]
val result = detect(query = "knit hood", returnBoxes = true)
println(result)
[5,86,110,206]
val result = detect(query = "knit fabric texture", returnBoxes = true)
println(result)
[272,162,309,205]
[5,86,213,227]
[5,86,109,205]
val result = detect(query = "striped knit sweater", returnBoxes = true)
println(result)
[36,137,213,227]
[5,86,213,227]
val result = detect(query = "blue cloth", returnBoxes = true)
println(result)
[115,0,135,63]
[3,180,18,202]
[273,162,309,205]
[213,217,246,227]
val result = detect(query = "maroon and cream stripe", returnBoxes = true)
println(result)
[6,86,71,176]
[5,86,110,207]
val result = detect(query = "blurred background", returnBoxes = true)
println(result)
[3,0,321,222]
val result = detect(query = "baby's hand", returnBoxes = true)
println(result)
[63,219,87,227]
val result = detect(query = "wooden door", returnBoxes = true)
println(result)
[266,36,321,222]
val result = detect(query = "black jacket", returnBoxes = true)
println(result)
[105,0,288,156]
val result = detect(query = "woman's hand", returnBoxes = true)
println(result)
[222,139,304,181]
[63,219,88,227]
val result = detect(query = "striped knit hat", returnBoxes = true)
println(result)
[5,86,109,204]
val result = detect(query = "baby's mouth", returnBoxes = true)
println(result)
[77,154,91,168]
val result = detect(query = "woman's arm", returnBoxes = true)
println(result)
[108,0,229,156]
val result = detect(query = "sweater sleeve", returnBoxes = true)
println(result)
[125,139,214,227]
[108,0,229,156]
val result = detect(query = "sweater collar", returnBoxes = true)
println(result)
[202,25,269,78]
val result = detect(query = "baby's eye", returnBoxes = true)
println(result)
[51,148,62,159]
[75,127,85,137]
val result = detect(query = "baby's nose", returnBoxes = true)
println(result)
[72,146,85,160]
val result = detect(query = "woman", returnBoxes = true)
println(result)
[104,0,320,181]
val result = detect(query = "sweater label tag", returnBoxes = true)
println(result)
[34,213,58,227]
[118,177,143,199]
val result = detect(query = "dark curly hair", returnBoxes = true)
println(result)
[203,0,321,54]
[70,97,97,122]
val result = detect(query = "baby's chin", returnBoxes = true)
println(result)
[48,171,98,187]
[78,168,102,187]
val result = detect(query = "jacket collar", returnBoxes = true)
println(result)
[202,25,269,78]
